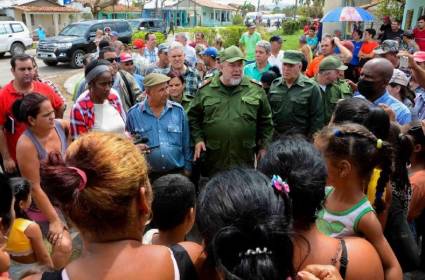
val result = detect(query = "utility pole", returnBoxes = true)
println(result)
[257,0,260,12]
[293,0,297,20]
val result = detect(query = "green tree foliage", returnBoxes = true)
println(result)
[376,0,405,21]
[232,14,244,25]
[132,31,166,44]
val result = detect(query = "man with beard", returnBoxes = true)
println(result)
[188,45,273,177]
[358,58,411,125]
[268,50,324,138]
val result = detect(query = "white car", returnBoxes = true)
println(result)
[0,21,33,57]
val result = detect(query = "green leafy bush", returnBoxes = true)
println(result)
[131,31,166,45]
[281,20,301,35]
[232,14,244,25]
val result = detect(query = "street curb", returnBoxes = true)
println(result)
[64,72,84,96]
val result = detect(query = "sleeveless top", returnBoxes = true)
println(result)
[40,248,184,280]
[24,120,67,160]
[25,120,67,223]
[316,187,375,238]
[5,218,34,256]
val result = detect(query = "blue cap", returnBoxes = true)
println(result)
[111,31,118,37]
[201,47,218,59]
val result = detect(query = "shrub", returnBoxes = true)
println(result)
[281,20,301,35]
[217,26,246,47]
[131,31,166,44]
[232,14,244,25]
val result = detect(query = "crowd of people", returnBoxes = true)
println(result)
[0,14,425,280]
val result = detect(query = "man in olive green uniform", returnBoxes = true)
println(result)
[269,50,324,137]
[316,55,353,124]
[188,45,273,177]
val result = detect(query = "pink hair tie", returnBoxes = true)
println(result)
[68,167,87,191]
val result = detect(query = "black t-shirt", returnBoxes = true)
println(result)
[382,29,404,43]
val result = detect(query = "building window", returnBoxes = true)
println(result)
[203,12,206,16]
[30,14,35,26]
[210,12,213,20]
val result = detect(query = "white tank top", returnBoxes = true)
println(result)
[316,187,375,238]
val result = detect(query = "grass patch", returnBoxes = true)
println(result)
[281,29,304,51]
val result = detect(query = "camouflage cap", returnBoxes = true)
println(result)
[144,73,170,88]
[219,45,246,63]
[374,40,399,55]
[282,50,304,64]
[319,55,348,71]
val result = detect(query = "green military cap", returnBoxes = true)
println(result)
[219,45,245,63]
[319,55,348,71]
[144,73,170,88]
[282,50,304,64]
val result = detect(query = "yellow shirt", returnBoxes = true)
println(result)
[6,218,34,256]
[367,168,386,205]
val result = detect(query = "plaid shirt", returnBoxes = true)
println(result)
[143,47,158,64]
[178,66,201,97]
[70,90,125,139]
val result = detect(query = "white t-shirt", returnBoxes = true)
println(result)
[268,50,284,74]
[92,100,126,135]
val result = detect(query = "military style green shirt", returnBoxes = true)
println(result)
[317,79,353,124]
[188,74,274,177]
[268,74,324,137]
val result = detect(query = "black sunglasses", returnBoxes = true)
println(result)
[106,57,120,63]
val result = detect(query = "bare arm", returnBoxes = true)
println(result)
[16,137,64,243]
[358,212,402,280]
[25,223,53,268]
[399,51,425,89]
[0,126,16,173]
[333,37,353,64]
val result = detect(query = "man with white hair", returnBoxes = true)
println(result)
[168,41,201,97]
[175,32,197,67]
[188,45,273,177]
[243,40,272,81]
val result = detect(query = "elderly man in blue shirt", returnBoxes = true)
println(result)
[357,58,411,125]
[126,73,192,179]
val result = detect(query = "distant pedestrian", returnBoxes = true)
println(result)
[239,23,262,64]
[35,25,46,41]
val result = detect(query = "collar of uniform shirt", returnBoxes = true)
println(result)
[140,99,173,113]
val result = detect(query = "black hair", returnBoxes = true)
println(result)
[353,29,363,38]
[332,97,390,140]
[259,136,327,230]
[309,26,316,32]
[151,174,196,231]
[197,168,294,280]
[261,71,278,88]
[11,54,33,70]
[98,39,111,50]
[419,15,425,22]
[12,93,48,123]
[167,71,185,85]
[269,35,283,44]
[99,46,116,59]
[407,121,425,146]
[269,65,281,77]
[316,123,393,213]
[10,177,31,219]
[388,123,413,210]
[84,59,111,78]
[365,28,376,38]
[393,18,401,24]
[0,173,14,233]
[144,32,154,41]
[301,56,308,72]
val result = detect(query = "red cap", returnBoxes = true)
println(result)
[133,39,145,49]
[120,52,133,63]
[383,16,390,20]
[413,51,425,63]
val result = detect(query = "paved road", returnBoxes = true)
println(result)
[0,49,81,89]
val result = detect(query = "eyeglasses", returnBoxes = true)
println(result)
[123,61,133,66]
[106,57,120,63]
